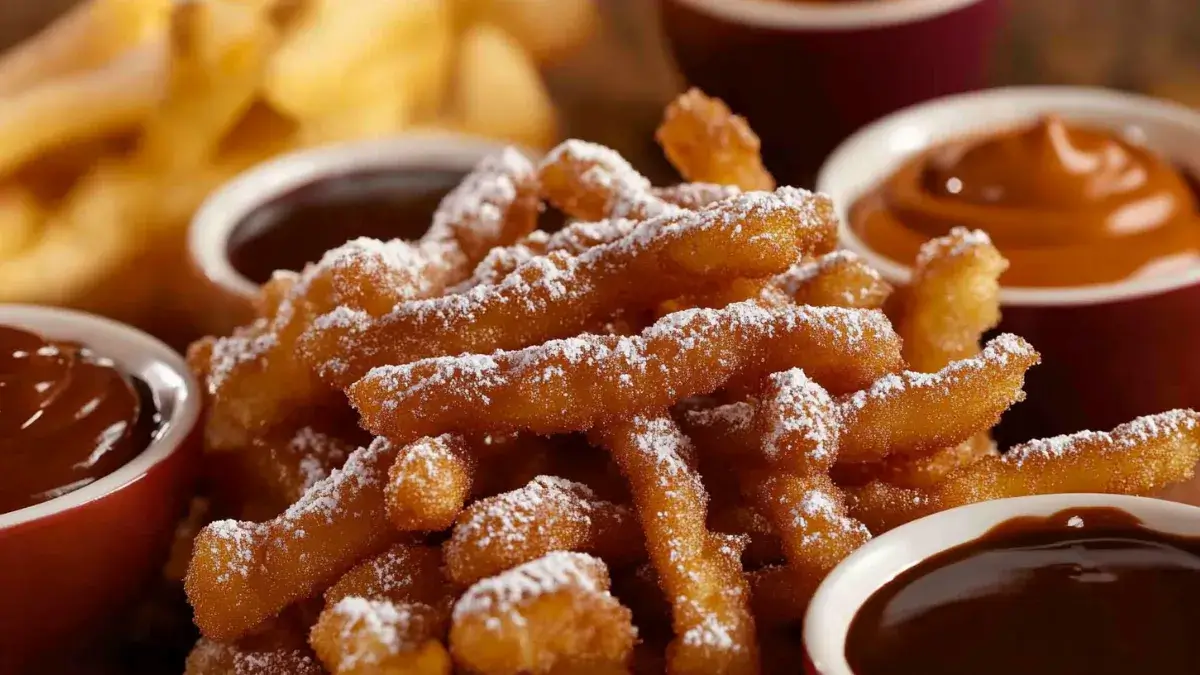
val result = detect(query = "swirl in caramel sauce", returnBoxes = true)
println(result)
[850,116,1200,287]
[0,325,159,513]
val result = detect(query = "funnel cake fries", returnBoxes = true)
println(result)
[194,149,537,451]
[850,410,1200,534]
[303,187,836,388]
[590,416,759,675]
[444,475,643,586]
[350,301,902,442]
[656,88,775,192]
[449,552,636,675]
[771,251,893,310]
[185,91,1200,675]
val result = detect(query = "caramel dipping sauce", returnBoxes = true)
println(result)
[227,168,469,285]
[846,507,1200,675]
[0,325,160,513]
[850,116,1200,287]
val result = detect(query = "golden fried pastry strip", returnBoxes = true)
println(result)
[747,474,870,624]
[836,334,1039,464]
[351,301,901,442]
[537,138,680,221]
[444,475,643,586]
[850,411,1200,533]
[187,438,399,640]
[385,435,474,532]
[185,638,325,675]
[898,227,1007,372]
[657,88,775,191]
[455,218,639,290]
[324,543,449,607]
[236,424,357,516]
[421,147,540,268]
[449,552,636,675]
[772,250,893,310]
[591,415,759,675]
[306,188,834,388]
[311,598,452,675]
[858,433,998,490]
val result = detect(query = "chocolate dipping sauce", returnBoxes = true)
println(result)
[0,325,161,513]
[845,507,1200,675]
[226,168,469,285]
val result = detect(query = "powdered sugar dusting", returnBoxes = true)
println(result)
[843,333,1034,412]
[452,551,606,627]
[916,226,994,268]
[281,437,392,526]
[427,148,532,248]
[326,597,434,669]
[1004,410,1200,467]
[541,140,678,219]
[761,368,838,465]
[187,639,321,675]
[773,250,884,304]
[684,401,755,434]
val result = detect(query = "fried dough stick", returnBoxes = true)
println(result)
[450,552,636,675]
[193,149,537,451]
[350,300,902,442]
[850,410,1200,533]
[591,415,759,675]
[537,139,680,221]
[187,438,400,640]
[836,334,1040,463]
[312,543,455,675]
[304,188,837,388]
[682,370,869,624]
[656,87,775,192]
[444,475,643,586]
[770,250,893,310]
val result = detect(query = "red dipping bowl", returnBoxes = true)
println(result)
[819,86,1200,496]
[802,494,1200,673]
[658,0,1005,185]
[0,306,200,671]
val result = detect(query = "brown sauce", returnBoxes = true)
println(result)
[0,325,161,513]
[846,506,1200,675]
[850,116,1200,287]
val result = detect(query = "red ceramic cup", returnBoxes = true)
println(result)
[818,87,1200,452]
[802,493,1200,674]
[658,0,1005,186]
[186,132,522,338]
[0,306,200,671]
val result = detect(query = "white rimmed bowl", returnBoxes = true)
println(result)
[658,0,1005,185]
[0,305,200,669]
[187,132,522,336]
[818,86,1200,450]
[803,493,1200,674]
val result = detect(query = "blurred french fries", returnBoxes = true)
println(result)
[0,0,590,326]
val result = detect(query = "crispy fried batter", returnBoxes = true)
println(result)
[350,301,901,442]
[385,435,474,532]
[324,543,449,607]
[449,552,636,675]
[898,227,1007,373]
[836,334,1039,463]
[657,88,774,191]
[771,250,892,310]
[303,187,835,388]
[444,476,643,586]
[311,598,451,675]
[537,139,678,221]
[590,415,759,675]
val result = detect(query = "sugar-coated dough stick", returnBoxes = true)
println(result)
[771,250,893,310]
[303,187,836,388]
[590,415,759,675]
[350,301,901,443]
[450,552,635,675]
[310,598,451,675]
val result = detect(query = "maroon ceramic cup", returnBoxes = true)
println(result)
[659,0,1005,186]
[818,86,1200,447]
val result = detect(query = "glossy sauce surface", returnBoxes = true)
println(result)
[227,167,468,284]
[850,116,1200,287]
[846,507,1200,675]
[0,326,160,513]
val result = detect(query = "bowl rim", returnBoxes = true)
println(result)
[189,131,528,302]
[816,85,1200,307]
[0,305,200,530]
[665,0,987,30]
[803,493,1200,675]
